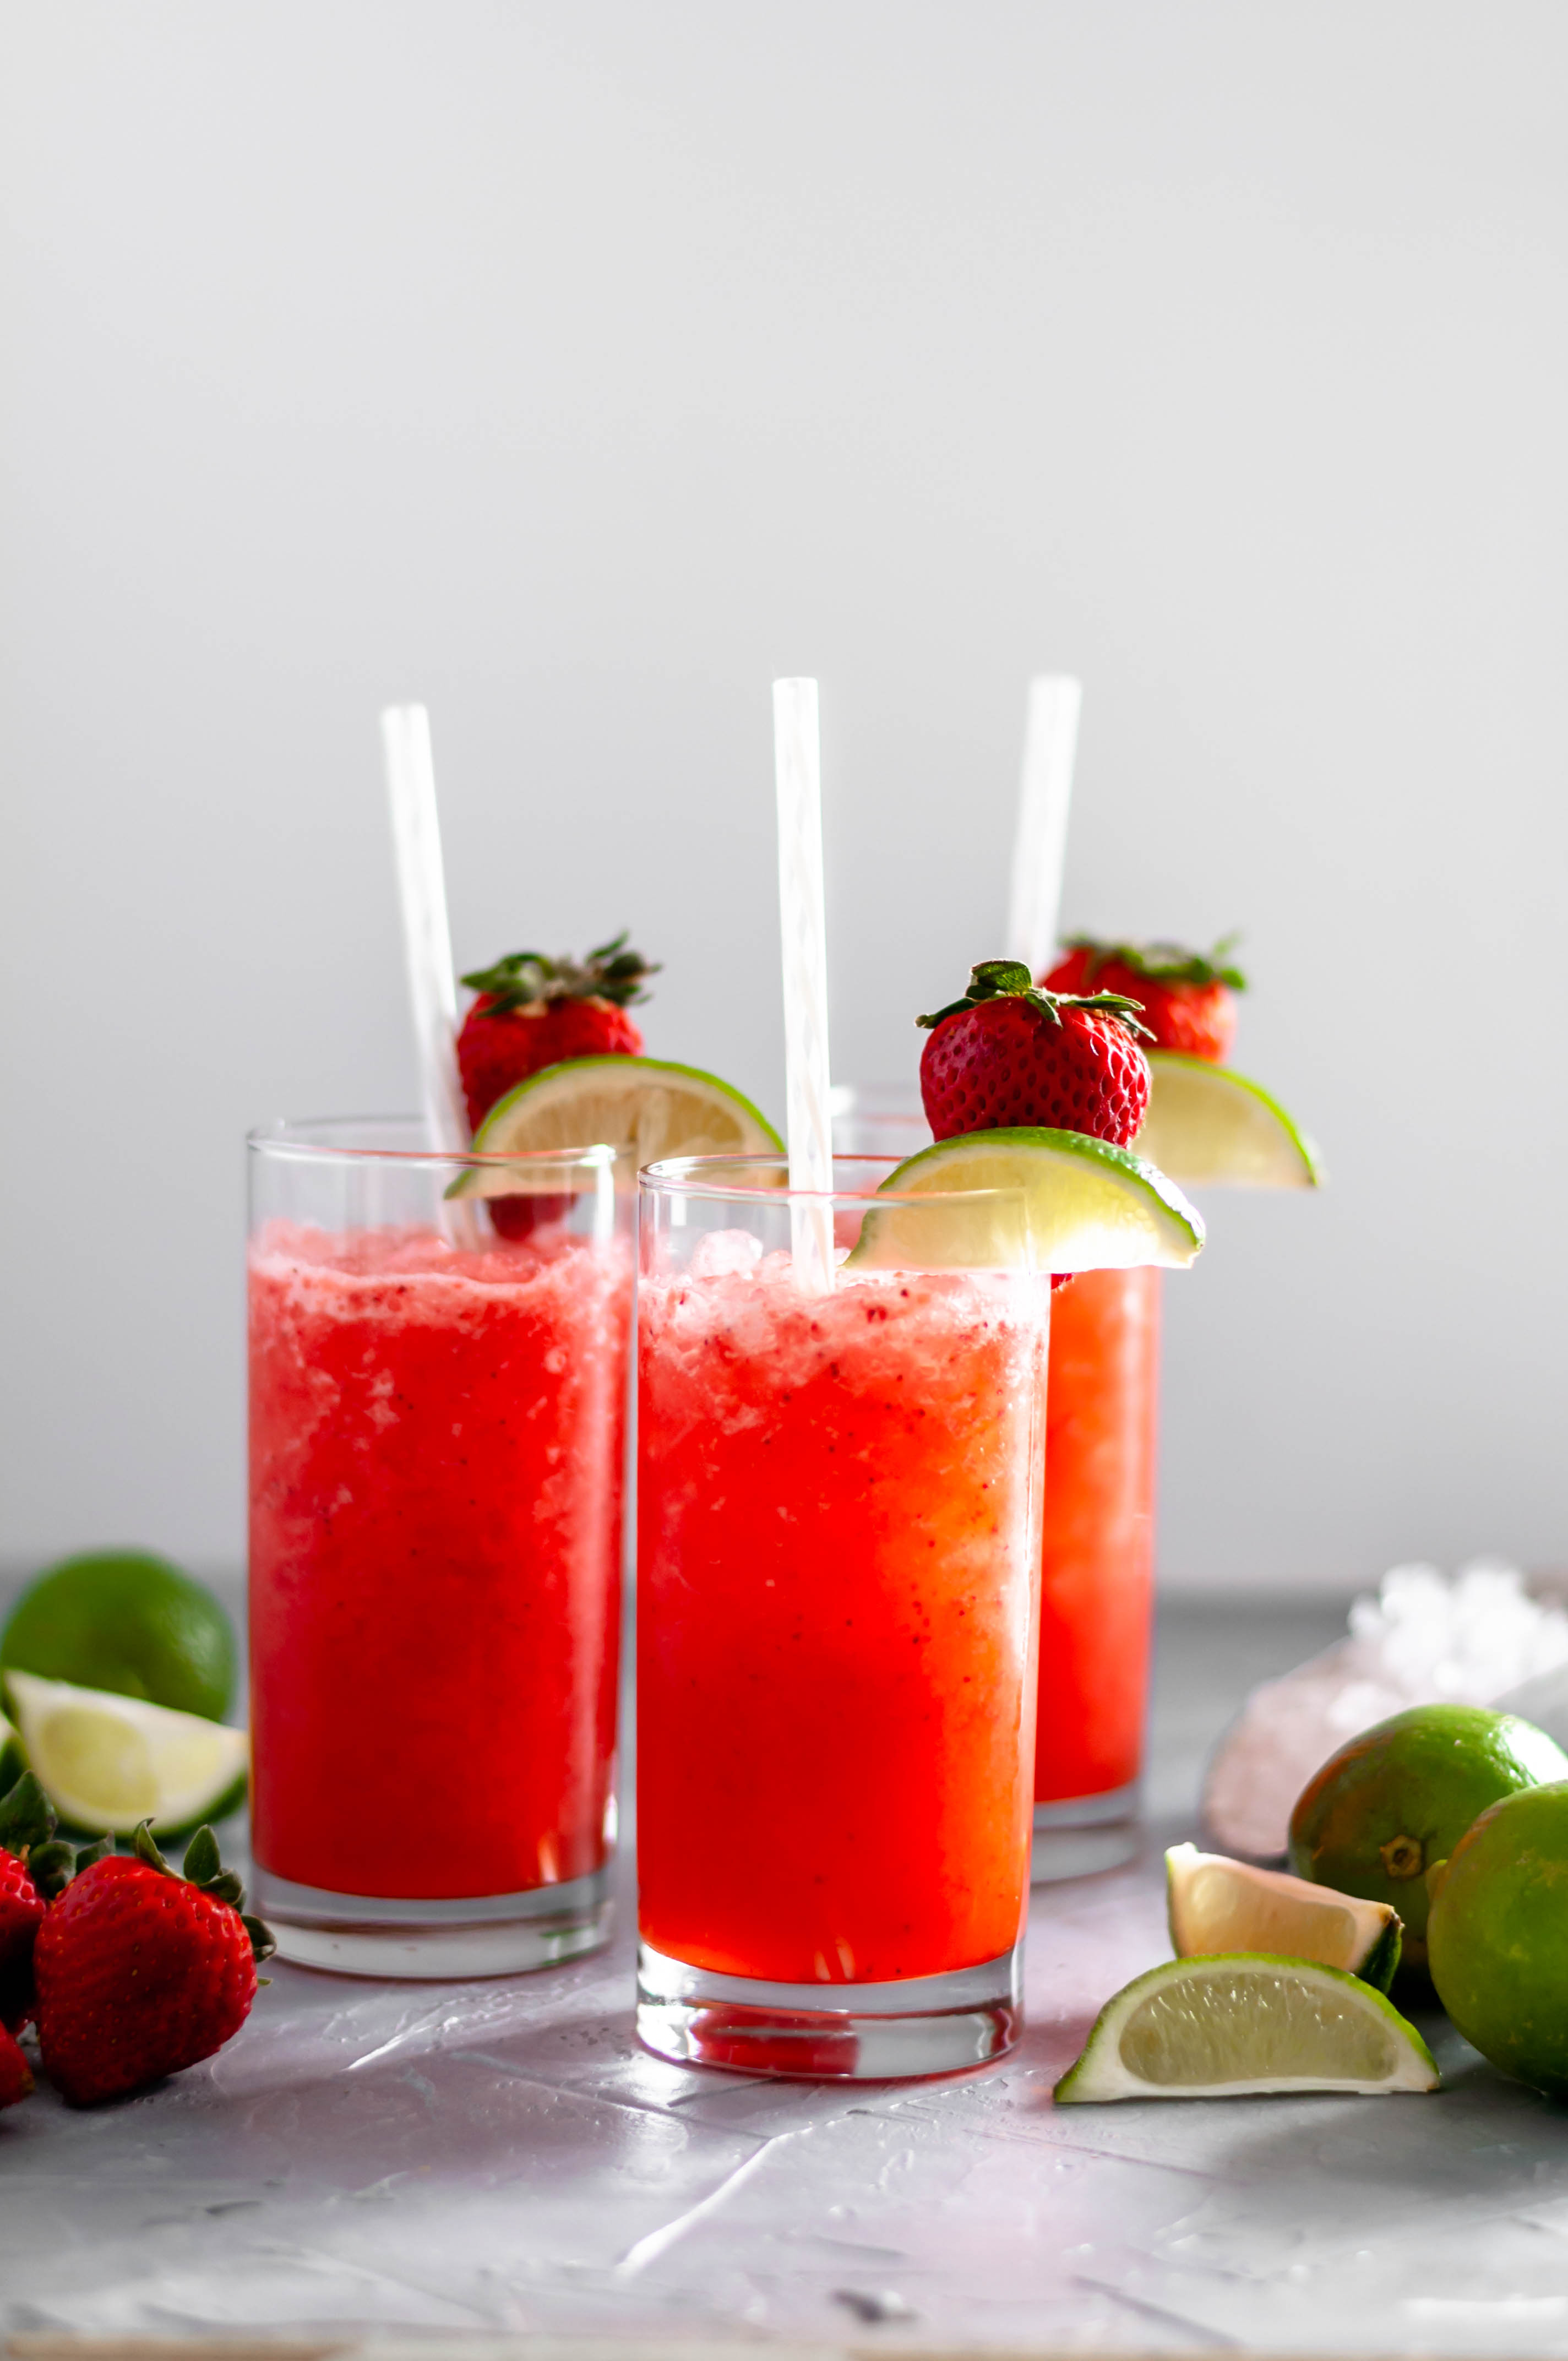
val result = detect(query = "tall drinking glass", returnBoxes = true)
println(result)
[635,1153,1051,2079]
[1031,1266,1159,1876]
[247,1119,633,1977]
[830,1086,1161,1882]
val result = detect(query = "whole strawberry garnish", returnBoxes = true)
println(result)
[1044,935,1245,1064]
[0,1771,72,2034]
[918,960,1152,1146]
[34,1824,274,2107]
[0,2021,32,2108]
[456,932,658,1133]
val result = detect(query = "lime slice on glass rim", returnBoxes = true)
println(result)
[1167,1843,1402,1992]
[3,1671,248,1837]
[1135,1053,1322,1189]
[846,1127,1204,1274]
[448,1056,782,1199]
[1054,1954,1438,2103]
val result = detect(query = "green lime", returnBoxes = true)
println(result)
[1166,1843,1402,1991]
[846,1127,1204,1275]
[1427,1781,1568,2097]
[1288,1704,1568,1970]
[3,1671,248,1836]
[1,1550,236,1723]
[1054,1954,1438,2103]
[449,1055,781,1199]
[1136,1053,1324,1189]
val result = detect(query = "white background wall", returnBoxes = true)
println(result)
[3,3,1565,1590]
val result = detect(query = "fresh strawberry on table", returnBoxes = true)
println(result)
[1044,935,1245,1064]
[918,959,1152,1148]
[0,2022,31,2108]
[32,1823,274,2107]
[0,1771,72,2035]
[456,932,659,1132]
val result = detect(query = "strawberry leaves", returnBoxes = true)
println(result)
[918,959,1153,1040]
[0,1770,74,1898]
[124,1820,275,1963]
[1064,933,1247,992]
[0,1772,277,1968]
[0,1771,55,1857]
[462,932,659,1014]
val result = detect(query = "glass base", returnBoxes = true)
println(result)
[636,1939,1020,2080]
[1031,1781,1141,1882]
[252,1862,613,1980]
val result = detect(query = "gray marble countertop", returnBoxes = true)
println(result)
[5,1595,1565,2356]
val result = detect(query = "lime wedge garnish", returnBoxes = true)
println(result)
[4,1672,248,1836]
[1054,1954,1438,2103]
[847,1127,1204,1274]
[0,1710,21,1794]
[449,1056,782,1198]
[1167,1844,1402,1993]
[1135,1053,1322,1188]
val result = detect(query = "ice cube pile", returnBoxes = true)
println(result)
[1202,1560,1568,1859]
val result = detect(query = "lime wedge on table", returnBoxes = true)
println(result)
[847,1128,1204,1274]
[449,1056,782,1196]
[1167,1844,1402,1992]
[1054,1955,1438,2103]
[4,1672,248,1836]
[1135,1053,1322,1188]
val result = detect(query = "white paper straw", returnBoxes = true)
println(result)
[1004,674,1083,979]
[772,678,834,1292]
[381,704,469,1157]
[380,705,484,1251]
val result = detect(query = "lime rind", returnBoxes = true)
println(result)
[1360,1916,1404,1995]
[0,1549,237,1723]
[0,1711,22,1796]
[449,1056,783,1197]
[1165,1843,1402,1993]
[3,1671,250,1838]
[1136,1053,1323,1190]
[1054,1953,1439,2104]
[848,1126,1204,1275]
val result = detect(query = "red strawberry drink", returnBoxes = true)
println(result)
[1030,1262,1161,1838]
[917,958,1182,1873]
[1000,941,1240,1866]
[635,1155,1050,2079]
[247,1121,633,1976]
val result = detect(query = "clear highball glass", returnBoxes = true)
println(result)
[247,1118,633,1978]
[830,1082,1160,1883]
[634,1152,1050,2079]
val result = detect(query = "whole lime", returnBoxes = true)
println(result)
[1,1549,235,1722]
[1288,1703,1568,1969]
[1428,1780,1568,2097]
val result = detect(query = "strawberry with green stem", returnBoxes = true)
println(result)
[0,1770,71,2036]
[456,933,659,1132]
[1044,936,1245,1064]
[918,960,1153,1147]
[33,1821,274,2107]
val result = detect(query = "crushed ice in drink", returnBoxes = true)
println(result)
[688,1227,765,1279]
